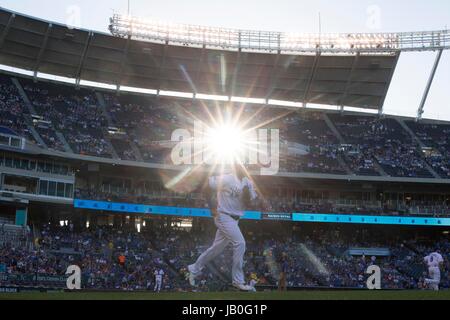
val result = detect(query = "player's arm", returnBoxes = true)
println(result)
[439,257,444,270]
[250,179,271,210]
[243,178,270,211]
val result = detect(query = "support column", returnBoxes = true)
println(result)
[417,49,443,120]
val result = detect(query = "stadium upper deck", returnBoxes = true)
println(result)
[1,71,450,183]
[1,7,450,217]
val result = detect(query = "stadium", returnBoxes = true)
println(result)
[0,1,450,301]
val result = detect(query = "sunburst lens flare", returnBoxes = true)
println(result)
[205,123,247,165]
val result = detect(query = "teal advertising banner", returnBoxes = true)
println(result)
[15,209,27,226]
[74,199,450,227]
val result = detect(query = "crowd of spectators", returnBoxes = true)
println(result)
[1,74,450,179]
[33,123,66,152]
[281,112,346,174]
[22,80,112,158]
[109,137,137,161]
[330,115,433,178]
[1,222,448,291]
[406,121,450,179]
[0,75,36,144]
[104,94,180,163]
[75,188,209,209]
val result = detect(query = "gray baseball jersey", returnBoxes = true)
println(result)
[209,174,257,217]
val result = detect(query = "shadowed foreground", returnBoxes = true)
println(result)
[1,290,450,300]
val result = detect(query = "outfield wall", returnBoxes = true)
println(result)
[74,199,450,227]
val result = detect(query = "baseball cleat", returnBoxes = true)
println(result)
[187,265,198,287]
[232,283,255,291]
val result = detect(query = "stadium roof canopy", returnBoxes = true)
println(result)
[0,8,448,113]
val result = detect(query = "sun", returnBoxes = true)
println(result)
[204,123,247,164]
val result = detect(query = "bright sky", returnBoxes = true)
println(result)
[1,0,449,120]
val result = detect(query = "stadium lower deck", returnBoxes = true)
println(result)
[1,220,449,293]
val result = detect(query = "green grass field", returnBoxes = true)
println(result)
[1,290,450,300]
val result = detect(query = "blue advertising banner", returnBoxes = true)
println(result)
[292,213,450,227]
[74,199,450,227]
[74,199,261,220]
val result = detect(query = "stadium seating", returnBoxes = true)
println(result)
[0,223,29,247]
[1,73,449,181]
[329,114,433,178]
[0,75,36,144]
[22,79,113,158]
[0,223,447,291]
[405,121,450,179]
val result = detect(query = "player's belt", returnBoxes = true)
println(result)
[220,212,241,221]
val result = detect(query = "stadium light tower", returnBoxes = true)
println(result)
[109,14,450,119]
[109,14,450,54]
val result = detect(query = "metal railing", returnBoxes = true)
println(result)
[110,14,450,53]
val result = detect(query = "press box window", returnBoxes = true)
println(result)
[57,182,65,197]
[53,164,61,175]
[13,158,20,169]
[10,137,21,148]
[44,163,52,173]
[39,180,48,195]
[37,162,45,172]
[21,159,29,170]
[5,157,12,167]
[48,181,57,196]
[65,184,73,198]
[0,136,8,145]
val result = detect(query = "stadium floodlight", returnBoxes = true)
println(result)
[110,14,450,52]
[110,14,450,53]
